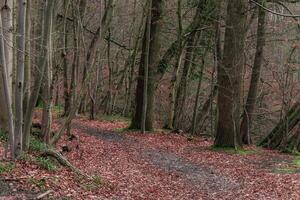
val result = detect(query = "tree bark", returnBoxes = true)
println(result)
[195,85,218,133]
[23,0,31,116]
[62,0,71,116]
[240,0,266,144]
[141,0,152,133]
[166,0,183,130]
[0,6,15,158]
[0,0,13,93]
[14,0,27,157]
[191,59,205,135]
[130,0,164,131]
[41,10,54,144]
[23,0,55,150]
[214,0,247,148]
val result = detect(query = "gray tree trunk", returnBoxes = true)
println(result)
[23,0,55,149]
[14,0,27,157]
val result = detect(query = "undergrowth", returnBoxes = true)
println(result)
[36,156,57,171]
[30,136,57,171]
[29,137,47,152]
[0,162,15,173]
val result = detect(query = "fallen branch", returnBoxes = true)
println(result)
[35,190,53,199]
[42,148,91,179]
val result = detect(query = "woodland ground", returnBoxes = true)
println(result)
[1,114,300,200]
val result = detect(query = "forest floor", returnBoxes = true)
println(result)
[1,114,300,199]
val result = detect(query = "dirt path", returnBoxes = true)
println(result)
[72,122,239,196]
[67,119,300,199]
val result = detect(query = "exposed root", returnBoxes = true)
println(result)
[42,148,91,179]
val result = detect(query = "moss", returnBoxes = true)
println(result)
[273,167,298,174]
[272,156,300,174]
[292,157,300,166]
[211,146,257,155]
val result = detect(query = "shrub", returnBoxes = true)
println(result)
[29,137,47,152]
[36,156,56,171]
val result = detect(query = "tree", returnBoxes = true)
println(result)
[0,0,14,158]
[130,0,164,131]
[23,0,56,149]
[214,0,248,148]
[14,0,27,157]
[166,0,183,130]
[240,0,266,144]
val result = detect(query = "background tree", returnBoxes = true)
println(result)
[214,0,248,148]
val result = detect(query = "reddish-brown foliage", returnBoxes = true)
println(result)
[1,116,300,199]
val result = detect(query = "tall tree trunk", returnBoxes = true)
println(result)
[105,29,113,115]
[0,6,15,158]
[41,10,53,144]
[214,0,247,148]
[191,58,205,135]
[23,0,31,115]
[141,0,152,133]
[195,85,218,133]
[23,0,55,150]
[1,0,13,93]
[14,0,26,157]
[174,31,201,126]
[122,4,146,116]
[240,0,266,144]
[62,0,70,116]
[130,0,164,131]
[69,0,86,119]
[166,0,183,130]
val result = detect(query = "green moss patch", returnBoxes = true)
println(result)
[211,146,257,155]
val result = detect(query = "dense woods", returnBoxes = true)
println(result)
[0,0,300,199]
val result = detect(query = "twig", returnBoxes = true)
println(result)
[35,190,53,199]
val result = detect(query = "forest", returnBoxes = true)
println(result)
[0,0,300,199]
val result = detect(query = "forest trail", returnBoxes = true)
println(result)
[60,117,300,199]
[73,122,238,195]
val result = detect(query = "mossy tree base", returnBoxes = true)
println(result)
[259,102,300,151]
